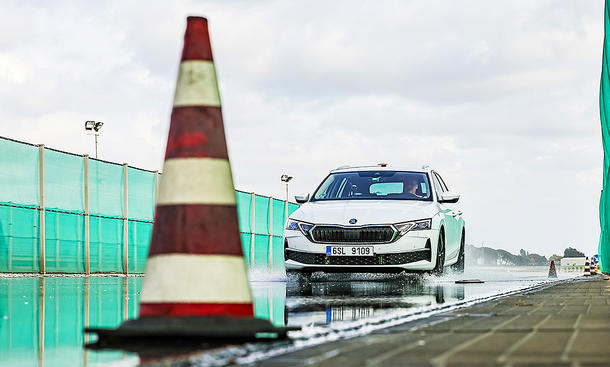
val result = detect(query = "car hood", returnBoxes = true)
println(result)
[290,200,439,226]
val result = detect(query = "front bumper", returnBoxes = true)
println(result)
[284,229,438,272]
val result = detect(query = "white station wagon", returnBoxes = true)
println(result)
[284,164,465,275]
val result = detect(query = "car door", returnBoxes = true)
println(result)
[432,172,459,260]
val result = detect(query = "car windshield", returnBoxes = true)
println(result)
[312,171,432,201]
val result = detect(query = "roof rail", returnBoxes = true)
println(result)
[332,164,429,172]
[333,164,381,171]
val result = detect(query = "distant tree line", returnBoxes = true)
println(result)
[466,245,586,266]
[563,247,585,257]
[547,247,585,264]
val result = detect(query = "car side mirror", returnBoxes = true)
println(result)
[439,191,460,203]
[295,193,310,204]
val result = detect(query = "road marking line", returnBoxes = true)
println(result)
[496,314,551,363]
[365,315,488,367]
[559,313,582,362]
[429,314,521,367]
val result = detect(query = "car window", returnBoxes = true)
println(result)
[435,172,449,191]
[431,172,444,195]
[312,171,432,201]
[314,174,341,200]
[336,178,348,197]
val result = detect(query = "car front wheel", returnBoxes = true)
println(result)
[450,231,465,273]
[432,230,445,275]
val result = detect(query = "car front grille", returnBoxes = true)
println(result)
[286,249,430,266]
[311,226,396,244]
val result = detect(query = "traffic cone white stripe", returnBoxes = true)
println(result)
[157,158,236,205]
[140,254,252,303]
[173,60,221,107]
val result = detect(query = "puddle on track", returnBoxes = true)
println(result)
[0,266,578,366]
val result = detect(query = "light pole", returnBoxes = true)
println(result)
[281,174,293,217]
[84,121,104,158]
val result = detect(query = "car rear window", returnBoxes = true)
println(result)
[370,182,403,195]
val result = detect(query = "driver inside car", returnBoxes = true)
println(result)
[405,179,425,198]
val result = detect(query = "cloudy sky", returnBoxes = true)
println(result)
[0,1,605,257]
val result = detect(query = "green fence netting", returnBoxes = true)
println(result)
[254,195,270,235]
[44,149,85,213]
[0,139,39,206]
[89,159,125,218]
[0,136,300,273]
[127,167,155,221]
[600,0,610,274]
[89,216,124,273]
[272,198,287,270]
[271,198,286,236]
[128,220,153,273]
[0,205,40,272]
[236,191,253,262]
[44,211,85,273]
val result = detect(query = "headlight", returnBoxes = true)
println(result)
[299,223,314,232]
[394,219,432,235]
[285,220,300,231]
[285,219,314,235]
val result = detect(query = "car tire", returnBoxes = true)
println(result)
[451,231,465,273]
[432,229,445,275]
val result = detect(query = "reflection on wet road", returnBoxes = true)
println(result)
[0,267,575,366]
[283,277,464,326]
[0,276,141,366]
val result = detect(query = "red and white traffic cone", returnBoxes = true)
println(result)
[139,16,250,317]
[548,260,557,278]
[86,17,295,343]
[584,257,591,276]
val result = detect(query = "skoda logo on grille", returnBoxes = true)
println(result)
[349,218,357,224]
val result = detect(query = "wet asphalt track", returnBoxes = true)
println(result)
[0,266,578,366]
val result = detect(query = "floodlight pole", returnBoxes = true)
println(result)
[285,182,291,222]
[281,174,293,217]
[85,120,102,158]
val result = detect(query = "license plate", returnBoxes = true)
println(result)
[326,246,374,256]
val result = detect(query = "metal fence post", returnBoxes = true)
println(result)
[284,197,288,229]
[123,277,129,320]
[154,170,160,205]
[84,155,90,274]
[38,277,45,365]
[123,163,129,274]
[8,206,12,272]
[83,277,90,355]
[268,197,273,270]
[268,288,274,324]
[251,192,256,268]
[38,144,45,274]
